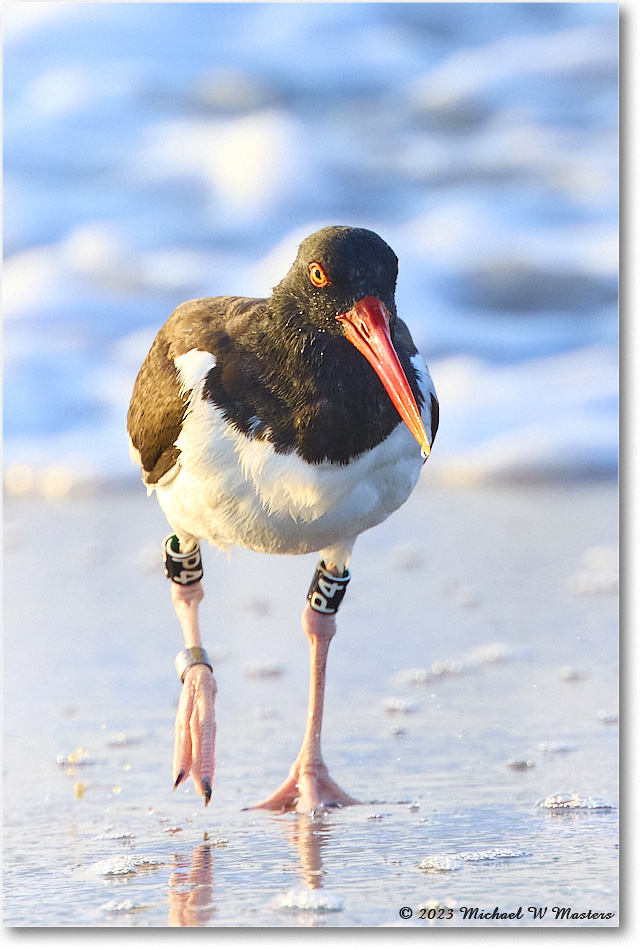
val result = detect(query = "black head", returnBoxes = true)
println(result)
[269,226,430,458]
[270,226,399,331]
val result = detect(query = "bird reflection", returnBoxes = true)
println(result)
[284,812,332,890]
[167,841,214,927]
[165,814,337,926]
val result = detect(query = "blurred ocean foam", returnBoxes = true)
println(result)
[3,1,618,492]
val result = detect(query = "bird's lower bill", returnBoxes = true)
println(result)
[337,296,431,458]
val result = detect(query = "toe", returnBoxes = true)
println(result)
[186,664,217,802]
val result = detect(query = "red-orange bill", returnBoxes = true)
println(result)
[337,296,431,458]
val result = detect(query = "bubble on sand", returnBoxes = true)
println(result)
[419,855,465,872]
[390,543,424,570]
[396,668,433,686]
[461,642,518,665]
[430,659,469,677]
[568,545,618,596]
[106,733,142,748]
[93,855,164,876]
[274,887,344,913]
[102,900,148,915]
[244,663,284,678]
[95,829,136,841]
[536,792,615,810]
[56,746,92,766]
[537,741,577,754]
[439,578,478,607]
[460,848,531,863]
[254,705,279,720]
[454,585,479,608]
[384,698,420,714]
[560,666,588,681]
[423,642,520,681]
[419,848,530,872]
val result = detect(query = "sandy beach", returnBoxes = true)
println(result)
[3,1,620,933]
[3,473,618,927]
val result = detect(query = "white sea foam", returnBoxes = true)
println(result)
[2,3,617,487]
[536,792,615,811]
[419,848,530,872]
[93,855,164,876]
[274,887,344,913]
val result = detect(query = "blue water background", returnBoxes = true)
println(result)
[3,2,619,485]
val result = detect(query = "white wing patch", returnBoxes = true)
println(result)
[174,349,216,397]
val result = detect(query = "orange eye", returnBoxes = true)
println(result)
[309,262,330,287]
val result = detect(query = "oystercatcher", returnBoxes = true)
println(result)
[127,226,438,812]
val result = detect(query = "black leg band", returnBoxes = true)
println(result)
[163,534,204,585]
[307,560,351,614]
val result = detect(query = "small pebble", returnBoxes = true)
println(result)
[560,667,587,682]
[384,698,420,715]
[244,663,284,678]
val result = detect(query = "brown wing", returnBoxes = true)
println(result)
[127,295,264,485]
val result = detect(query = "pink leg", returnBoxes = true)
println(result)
[171,581,217,805]
[251,602,359,814]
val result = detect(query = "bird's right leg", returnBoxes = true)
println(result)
[164,534,217,806]
[251,554,359,813]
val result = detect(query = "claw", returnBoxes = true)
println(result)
[174,769,186,789]
[203,778,212,806]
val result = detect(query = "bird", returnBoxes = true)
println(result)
[127,225,438,812]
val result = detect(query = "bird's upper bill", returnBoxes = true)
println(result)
[337,296,431,459]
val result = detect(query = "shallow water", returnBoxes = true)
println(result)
[3,480,618,927]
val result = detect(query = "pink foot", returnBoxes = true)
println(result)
[249,757,359,814]
[173,663,217,805]
[249,600,359,814]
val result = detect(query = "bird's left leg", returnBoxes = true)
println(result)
[164,534,217,806]
[252,545,359,813]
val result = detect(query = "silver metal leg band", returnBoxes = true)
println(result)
[307,560,351,614]
[175,647,213,683]
[163,534,203,585]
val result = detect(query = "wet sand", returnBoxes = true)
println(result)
[3,475,618,927]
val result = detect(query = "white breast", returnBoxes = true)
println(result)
[152,348,432,556]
